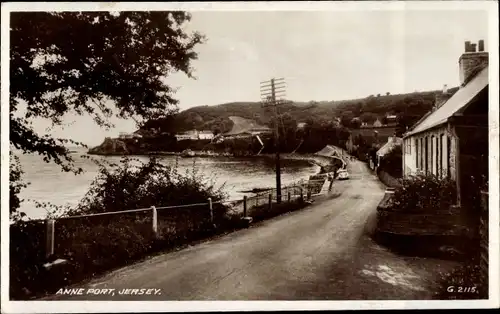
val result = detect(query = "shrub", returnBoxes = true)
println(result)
[389,174,457,213]
[68,156,227,216]
[378,145,402,178]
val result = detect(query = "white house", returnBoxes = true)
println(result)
[376,136,402,166]
[198,130,214,140]
[118,132,142,139]
[175,130,199,141]
[402,40,488,206]
[385,115,398,124]
[373,119,383,127]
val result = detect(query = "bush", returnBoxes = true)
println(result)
[378,145,402,178]
[389,174,457,213]
[69,156,227,216]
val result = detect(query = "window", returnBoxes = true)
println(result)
[425,136,429,173]
[439,134,444,178]
[420,138,424,172]
[436,136,440,176]
[430,136,434,174]
[416,139,419,169]
[447,136,451,178]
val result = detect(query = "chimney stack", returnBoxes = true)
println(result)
[443,84,448,94]
[459,39,488,86]
[465,41,471,52]
[478,40,485,52]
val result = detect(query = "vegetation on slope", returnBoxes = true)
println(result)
[141,87,459,138]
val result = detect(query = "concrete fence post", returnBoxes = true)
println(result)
[268,194,272,210]
[208,198,213,224]
[243,196,247,217]
[151,206,158,237]
[45,219,55,259]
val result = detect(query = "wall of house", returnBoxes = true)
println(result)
[402,137,416,176]
[403,126,457,179]
[199,133,214,140]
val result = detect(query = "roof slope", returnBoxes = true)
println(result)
[376,138,402,156]
[405,67,488,137]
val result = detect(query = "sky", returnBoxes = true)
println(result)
[25,9,490,146]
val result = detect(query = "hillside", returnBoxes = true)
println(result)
[141,87,459,136]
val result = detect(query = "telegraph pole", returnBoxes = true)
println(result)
[261,78,286,204]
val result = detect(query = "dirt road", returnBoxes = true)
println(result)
[47,160,457,300]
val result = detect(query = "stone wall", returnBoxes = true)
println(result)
[377,170,402,189]
[376,203,466,236]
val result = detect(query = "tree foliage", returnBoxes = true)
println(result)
[378,145,403,178]
[360,112,378,124]
[9,11,205,214]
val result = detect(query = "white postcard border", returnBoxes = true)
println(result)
[1,1,499,313]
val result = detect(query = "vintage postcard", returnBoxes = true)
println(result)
[1,1,499,313]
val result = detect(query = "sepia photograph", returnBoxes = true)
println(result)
[1,1,499,313]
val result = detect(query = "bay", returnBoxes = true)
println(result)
[15,147,320,219]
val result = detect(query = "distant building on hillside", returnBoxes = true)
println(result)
[119,132,142,139]
[198,130,214,140]
[175,130,200,141]
[385,115,398,125]
[373,119,383,127]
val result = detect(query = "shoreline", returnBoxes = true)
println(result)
[85,149,345,199]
